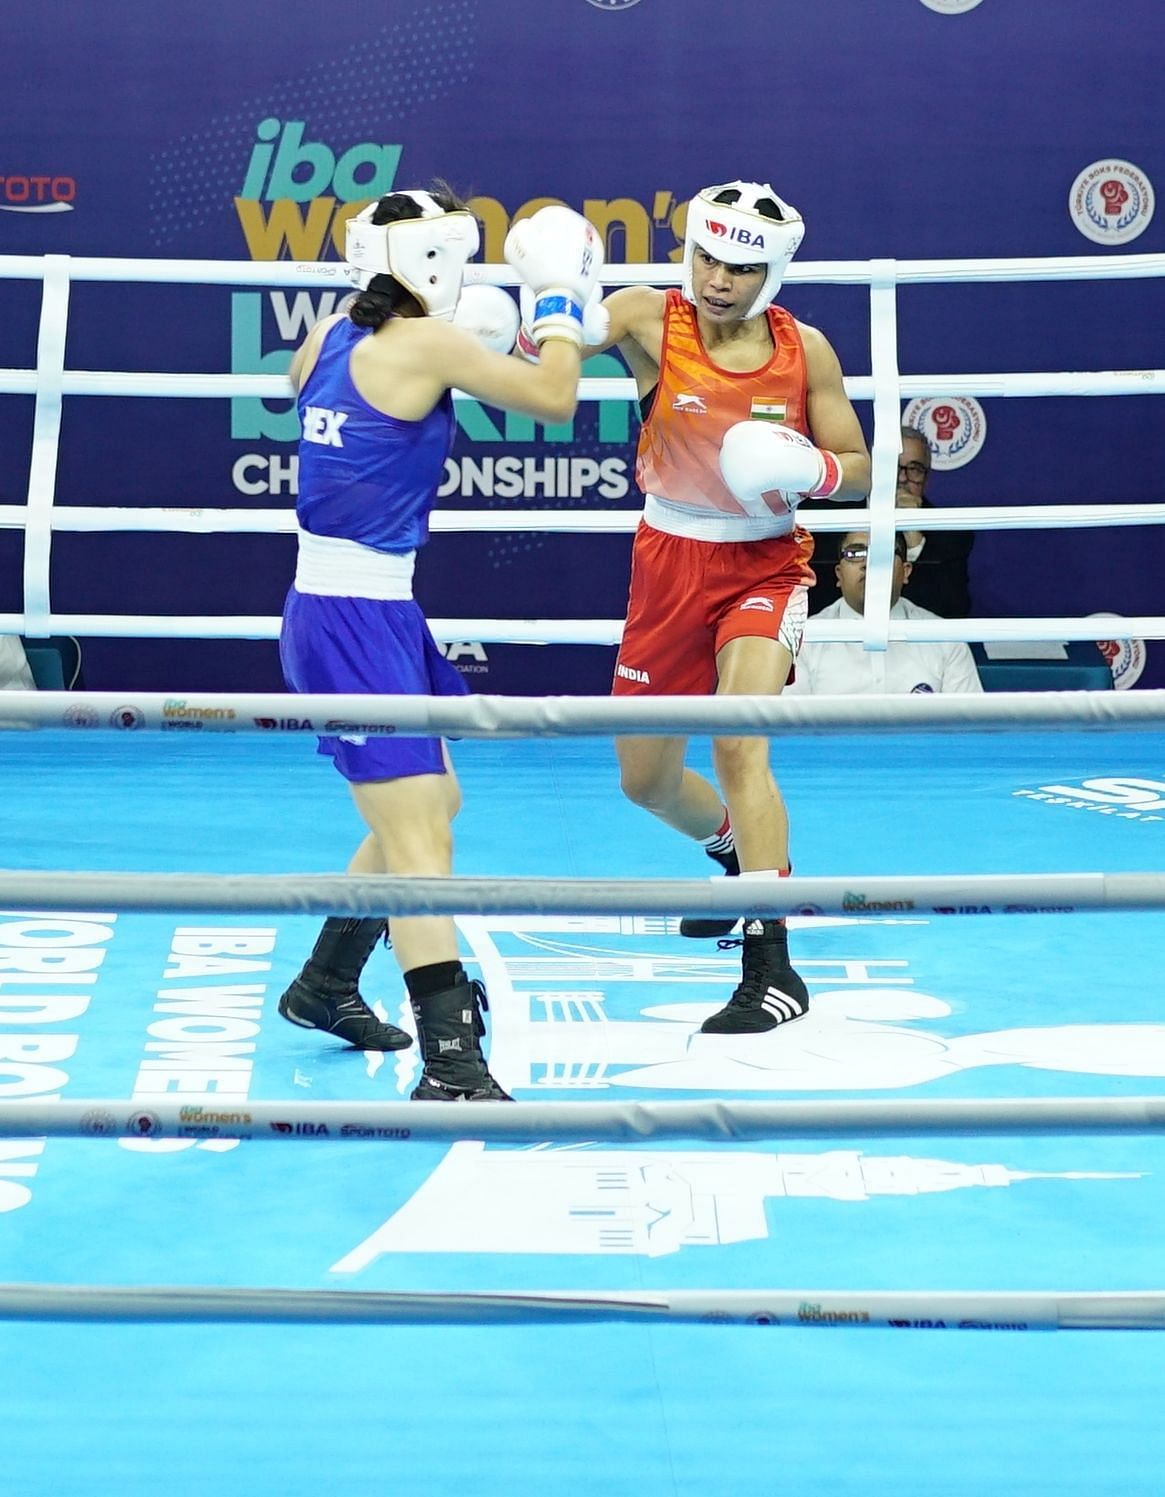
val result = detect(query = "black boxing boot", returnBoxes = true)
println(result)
[679,843,741,939]
[278,917,412,1051]
[408,970,512,1101]
[699,918,809,1034]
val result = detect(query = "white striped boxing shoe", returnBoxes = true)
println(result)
[699,918,809,1034]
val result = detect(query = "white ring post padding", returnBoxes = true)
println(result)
[0,869,1160,918]
[864,264,902,652]
[0,1282,1157,1330]
[0,687,1162,734]
[1,1095,1164,1144]
[22,255,71,638]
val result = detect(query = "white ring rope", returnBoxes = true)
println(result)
[3,502,1165,535]
[0,869,1159,918]
[0,1283,1156,1330]
[2,371,1162,402]
[2,251,1164,650]
[3,250,1165,285]
[2,613,1163,645]
[1,1095,1162,1144]
[0,687,1162,734]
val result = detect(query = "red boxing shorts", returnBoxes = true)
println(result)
[613,524,813,696]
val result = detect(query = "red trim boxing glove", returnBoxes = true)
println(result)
[719,420,842,520]
[516,285,608,362]
[503,206,604,349]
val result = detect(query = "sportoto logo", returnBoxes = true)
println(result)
[0,174,76,213]
[1089,613,1147,690]
[1069,160,1154,246]
[918,0,985,11]
[901,397,986,470]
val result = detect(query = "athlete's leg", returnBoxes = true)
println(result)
[349,773,459,974]
[349,771,509,1102]
[278,769,464,1053]
[616,735,727,839]
[699,632,807,1034]
[710,633,794,873]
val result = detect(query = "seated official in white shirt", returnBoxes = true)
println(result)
[0,637,35,692]
[787,530,983,695]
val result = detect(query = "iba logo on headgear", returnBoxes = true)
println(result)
[0,174,76,213]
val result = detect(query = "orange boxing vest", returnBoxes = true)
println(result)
[637,289,811,517]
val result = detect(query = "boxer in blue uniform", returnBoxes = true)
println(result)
[278,186,603,1100]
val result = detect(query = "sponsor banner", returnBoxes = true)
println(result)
[1014,777,1165,824]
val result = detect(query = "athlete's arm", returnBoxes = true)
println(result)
[800,323,871,500]
[573,284,667,403]
[416,318,583,425]
[583,285,665,357]
[288,312,346,393]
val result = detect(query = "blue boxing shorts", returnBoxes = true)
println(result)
[279,588,469,783]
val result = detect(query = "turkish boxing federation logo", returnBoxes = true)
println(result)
[901,397,986,470]
[1089,613,1147,690]
[1069,160,1154,246]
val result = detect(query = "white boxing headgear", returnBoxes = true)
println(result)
[344,190,481,321]
[682,181,804,319]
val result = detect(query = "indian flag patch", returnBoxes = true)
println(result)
[749,398,787,423]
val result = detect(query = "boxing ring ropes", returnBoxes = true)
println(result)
[1,246,1165,1333]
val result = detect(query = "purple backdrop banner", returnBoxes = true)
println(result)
[2,0,1162,690]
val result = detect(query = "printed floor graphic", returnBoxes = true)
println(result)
[2,725,1163,1495]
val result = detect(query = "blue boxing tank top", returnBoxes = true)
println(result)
[294,317,455,554]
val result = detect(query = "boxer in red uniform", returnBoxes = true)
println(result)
[587,181,870,1034]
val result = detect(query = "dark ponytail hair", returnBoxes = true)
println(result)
[348,182,466,330]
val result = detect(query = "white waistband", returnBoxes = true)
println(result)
[294,529,416,600]
[643,493,794,542]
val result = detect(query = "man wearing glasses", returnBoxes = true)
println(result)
[786,528,983,694]
[892,425,975,617]
[801,425,975,618]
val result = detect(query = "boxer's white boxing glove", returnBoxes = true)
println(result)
[451,284,520,354]
[719,421,843,519]
[503,205,604,348]
[515,284,609,361]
